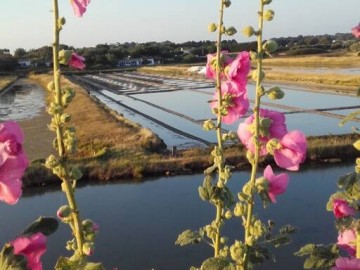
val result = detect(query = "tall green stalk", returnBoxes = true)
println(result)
[213,0,226,257]
[243,0,265,268]
[51,0,84,258]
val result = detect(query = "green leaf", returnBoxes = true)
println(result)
[267,235,291,248]
[0,245,27,270]
[175,230,202,246]
[294,244,339,269]
[200,257,235,270]
[198,176,214,201]
[54,256,105,270]
[294,244,316,257]
[279,224,297,234]
[22,217,59,237]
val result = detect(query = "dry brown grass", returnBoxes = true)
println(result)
[0,76,17,92]
[263,55,360,68]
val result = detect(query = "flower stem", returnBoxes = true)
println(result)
[243,0,264,268]
[213,0,226,258]
[52,0,84,258]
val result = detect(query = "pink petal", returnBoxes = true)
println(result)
[71,0,90,17]
[0,121,24,143]
[264,165,289,203]
[333,257,360,270]
[352,24,360,38]
[11,233,47,270]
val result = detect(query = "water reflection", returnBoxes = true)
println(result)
[0,164,352,269]
[0,79,45,121]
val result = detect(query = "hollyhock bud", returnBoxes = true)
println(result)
[0,121,28,205]
[57,205,72,220]
[242,26,255,38]
[10,232,47,270]
[225,26,237,36]
[82,242,95,256]
[263,0,272,4]
[224,0,231,8]
[351,24,360,38]
[82,219,100,234]
[230,241,245,261]
[332,199,356,218]
[234,202,246,217]
[263,9,275,21]
[263,40,278,53]
[353,139,360,151]
[203,119,216,131]
[266,86,284,100]
[263,165,289,203]
[337,229,356,256]
[273,131,307,171]
[332,257,360,270]
[208,23,217,32]
[71,0,91,17]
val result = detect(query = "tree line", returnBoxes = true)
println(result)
[0,33,359,71]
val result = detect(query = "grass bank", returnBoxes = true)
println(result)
[22,73,359,188]
[0,76,18,93]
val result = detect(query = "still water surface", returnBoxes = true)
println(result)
[0,164,351,269]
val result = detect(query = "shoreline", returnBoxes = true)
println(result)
[4,74,357,189]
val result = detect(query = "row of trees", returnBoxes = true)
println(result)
[1,33,359,71]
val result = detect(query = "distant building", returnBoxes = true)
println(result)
[18,59,32,68]
[117,58,143,67]
[146,58,163,65]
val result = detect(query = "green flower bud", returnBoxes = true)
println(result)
[47,102,63,115]
[234,202,245,217]
[45,154,59,169]
[225,210,232,219]
[246,150,255,163]
[225,26,237,36]
[66,239,75,251]
[47,81,55,92]
[230,240,245,261]
[228,131,237,141]
[58,50,73,65]
[203,119,216,131]
[263,9,275,21]
[353,140,360,151]
[57,205,72,223]
[208,23,217,33]
[251,70,265,82]
[266,138,281,155]
[69,167,83,181]
[255,177,268,192]
[219,246,229,257]
[263,0,272,5]
[242,26,255,38]
[220,237,227,244]
[60,113,71,124]
[266,86,284,100]
[263,40,278,53]
[356,158,360,174]
[242,183,253,196]
[59,17,66,26]
[82,242,95,256]
[62,88,76,107]
[224,0,231,8]
[250,51,259,61]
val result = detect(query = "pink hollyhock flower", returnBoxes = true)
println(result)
[71,0,91,17]
[337,229,356,257]
[205,52,232,80]
[211,81,249,124]
[205,51,250,89]
[10,232,47,270]
[0,121,28,205]
[68,52,86,69]
[237,109,287,155]
[263,165,289,203]
[273,130,307,171]
[333,199,356,219]
[351,24,360,38]
[332,257,360,270]
[226,51,251,89]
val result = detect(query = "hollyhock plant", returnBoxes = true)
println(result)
[333,199,356,219]
[70,0,91,17]
[351,23,360,38]
[263,165,289,203]
[238,109,287,155]
[10,232,47,270]
[211,80,249,124]
[0,121,28,205]
[332,257,360,270]
[272,130,307,171]
[205,51,232,80]
[337,229,356,256]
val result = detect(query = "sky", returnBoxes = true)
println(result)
[1,0,359,53]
